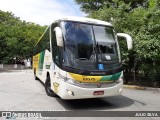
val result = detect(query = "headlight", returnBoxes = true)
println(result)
[66,78,76,84]
[58,73,80,85]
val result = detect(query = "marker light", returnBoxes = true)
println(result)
[116,77,123,83]
[119,88,123,93]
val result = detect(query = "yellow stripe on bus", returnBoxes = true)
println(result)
[33,53,40,70]
[69,72,102,83]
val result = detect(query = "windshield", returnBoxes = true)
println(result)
[61,21,120,71]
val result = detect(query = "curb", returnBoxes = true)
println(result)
[123,85,160,92]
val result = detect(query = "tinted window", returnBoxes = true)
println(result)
[33,28,50,55]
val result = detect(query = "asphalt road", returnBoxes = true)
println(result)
[0,70,160,120]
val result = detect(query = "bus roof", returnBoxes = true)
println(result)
[54,16,113,27]
[34,17,113,47]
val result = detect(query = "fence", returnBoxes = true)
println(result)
[124,71,160,88]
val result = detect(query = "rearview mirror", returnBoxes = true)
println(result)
[117,33,132,50]
[54,27,63,47]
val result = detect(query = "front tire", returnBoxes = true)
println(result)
[45,76,57,97]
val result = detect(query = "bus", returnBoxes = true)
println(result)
[33,17,132,99]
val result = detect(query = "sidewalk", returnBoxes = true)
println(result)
[123,84,160,92]
[0,69,33,73]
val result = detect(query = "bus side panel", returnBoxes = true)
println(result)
[38,51,45,75]
[33,51,45,81]
[42,50,52,83]
[33,53,40,72]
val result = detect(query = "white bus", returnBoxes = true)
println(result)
[33,17,132,99]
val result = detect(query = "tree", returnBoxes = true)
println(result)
[75,0,160,86]
[0,10,46,64]
[74,0,148,13]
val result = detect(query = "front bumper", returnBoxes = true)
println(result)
[58,81,123,99]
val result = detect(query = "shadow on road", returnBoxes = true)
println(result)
[56,95,134,110]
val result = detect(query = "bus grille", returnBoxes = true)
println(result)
[76,82,119,88]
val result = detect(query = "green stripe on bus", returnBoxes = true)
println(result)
[38,51,45,70]
[100,72,122,81]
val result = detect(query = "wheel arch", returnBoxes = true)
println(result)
[45,71,50,82]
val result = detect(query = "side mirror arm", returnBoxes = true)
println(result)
[54,27,63,47]
[117,33,133,50]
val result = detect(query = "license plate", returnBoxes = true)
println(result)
[93,91,104,95]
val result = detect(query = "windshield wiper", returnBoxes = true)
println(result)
[96,42,104,62]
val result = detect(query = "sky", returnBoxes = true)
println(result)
[0,0,85,25]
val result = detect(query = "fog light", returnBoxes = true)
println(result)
[66,90,74,96]
[119,88,123,93]
[116,77,123,83]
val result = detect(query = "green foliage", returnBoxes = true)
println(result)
[75,0,160,85]
[0,10,46,64]
[74,0,148,13]
[74,0,105,13]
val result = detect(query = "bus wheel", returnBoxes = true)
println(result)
[45,76,57,97]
